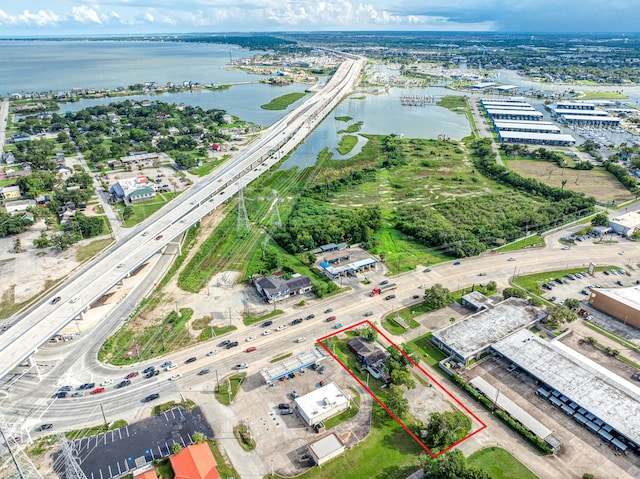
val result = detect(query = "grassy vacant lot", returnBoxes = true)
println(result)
[75,237,114,262]
[468,446,538,479]
[215,372,246,405]
[506,159,633,204]
[261,92,307,110]
[577,90,628,100]
[119,192,180,227]
[408,333,449,367]
[274,413,423,479]
[338,134,359,155]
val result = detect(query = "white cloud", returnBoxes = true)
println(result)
[16,9,61,26]
[72,6,102,24]
[144,11,155,22]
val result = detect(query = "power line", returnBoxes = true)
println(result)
[0,413,43,479]
[237,184,250,234]
[56,434,88,479]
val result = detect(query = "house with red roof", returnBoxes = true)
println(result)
[170,442,221,479]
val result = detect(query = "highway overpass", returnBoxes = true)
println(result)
[0,58,365,381]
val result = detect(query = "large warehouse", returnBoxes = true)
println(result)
[498,131,576,146]
[493,329,640,452]
[589,287,640,328]
[431,296,545,364]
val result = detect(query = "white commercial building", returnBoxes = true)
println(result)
[609,211,640,237]
[493,329,640,451]
[307,433,346,466]
[498,131,576,146]
[294,382,351,426]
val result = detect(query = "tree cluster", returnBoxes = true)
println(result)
[421,450,490,479]
[418,411,473,452]
[272,198,381,253]
[423,284,454,309]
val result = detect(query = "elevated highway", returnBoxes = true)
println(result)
[0,58,365,381]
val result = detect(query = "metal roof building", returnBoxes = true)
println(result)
[498,131,576,146]
[260,348,326,384]
[558,114,620,126]
[492,329,640,450]
[307,432,346,466]
[431,297,544,364]
[469,376,562,451]
[493,120,562,134]
[554,108,608,116]
[485,109,544,121]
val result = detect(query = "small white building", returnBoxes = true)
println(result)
[294,382,350,427]
[307,432,346,466]
[609,212,640,238]
[5,199,35,213]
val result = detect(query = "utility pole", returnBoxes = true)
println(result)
[100,403,108,429]
[216,370,219,393]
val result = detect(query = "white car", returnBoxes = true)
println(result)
[100,379,113,386]
[235,363,248,370]
[69,297,80,304]
[276,324,287,331]
[620,251,625,255]
[165,363,178,371]
[169,374,182,381]
[262,329,272,336]
[296,337,306,343]
[507,257,516,261]
[562,246,570,250]
[246,336,256,342]
[206,350,218,356]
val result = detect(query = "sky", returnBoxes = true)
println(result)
[0,1,638,36]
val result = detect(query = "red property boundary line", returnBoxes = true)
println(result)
[317,320,487,458]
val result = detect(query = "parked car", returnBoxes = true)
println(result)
[100,379,113,386]
[185,357,197,364]
[54,391,68,399]
[90,387,105,395]
[142,393,160,403]
[413,295,420,299]
[71,392,83,397]
[278,403,291,409]
[280,409,294,415]
[290,390,299,399]
[78,383,95,390]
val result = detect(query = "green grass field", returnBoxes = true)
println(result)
[468,446,538,479]
[261,92,307,110]
[576,90,628,100]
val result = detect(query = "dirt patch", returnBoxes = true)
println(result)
[507,159,633,204]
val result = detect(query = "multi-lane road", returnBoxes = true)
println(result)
[0,57,365,381]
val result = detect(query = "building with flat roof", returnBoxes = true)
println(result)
[558,114,620,126]
[481,96,528,104]
[307,433,346,466]
[609,211,640,237]
[260,348,326,384]
[294,382,351,426]
[497,131,576,146]
[555,101,596,110]
[319,257,377,279]
[589,287,640,328]
[554,108,608,117]
[431,297,545,364]
[492,329,640,451]
[493,120,562,134]
[485,109,544,121]
[109,175,156,204]
[469,376,562,452]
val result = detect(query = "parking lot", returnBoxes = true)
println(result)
[464,356,639,477]
[229,348,371,477]
[539,266,638,305]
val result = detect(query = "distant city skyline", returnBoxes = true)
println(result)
[0,1,638,36]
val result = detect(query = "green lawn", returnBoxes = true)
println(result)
[273,414,423,479]
[337,135,359,155]
[119,192,180,227]
[577,90,628,100]
[408,333,449,367]
[75,238,114,262]
[468,446,538,479]
[497,234,545,252]
[215,373,246,405]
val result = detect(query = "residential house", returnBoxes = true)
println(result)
[1,185,21,201]
[254,274,313,303]
[347,337,390,380]
[169,442,220,479]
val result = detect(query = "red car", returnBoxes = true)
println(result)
[125,372,139,379]
[155,235,163,240]
[91,387,105,395]
[326,316,337,322]
[246,347,257,353]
